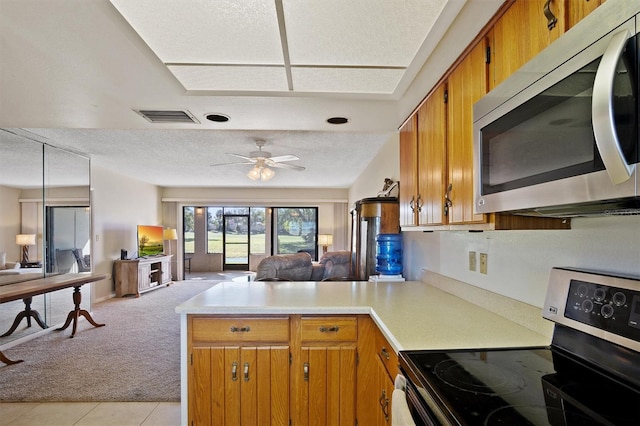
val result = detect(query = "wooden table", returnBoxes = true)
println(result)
[0,273,108,365]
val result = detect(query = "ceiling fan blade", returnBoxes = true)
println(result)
[268,154,300,163]
[210,161,254,167]
[227,153,256,162]
[270,162,305,171]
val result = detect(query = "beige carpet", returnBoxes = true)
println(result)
[0,280,218,402]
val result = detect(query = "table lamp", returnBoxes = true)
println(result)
[16,234,36,264]
[318,234,333,255]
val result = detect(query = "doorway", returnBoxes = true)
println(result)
[223,214,249,270]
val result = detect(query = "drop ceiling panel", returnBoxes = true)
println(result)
[168,65,289,91]
[291,68,404,94]
[109,0,284,64]
[283,0,448,66]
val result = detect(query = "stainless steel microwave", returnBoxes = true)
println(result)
[473,1,640,217]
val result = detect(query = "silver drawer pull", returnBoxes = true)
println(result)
[231,362,238,381]
[380,346,390,360]
[303,362,309,381]
[319,325,339,333]
[230,326,251,333]
[244,362,250,382]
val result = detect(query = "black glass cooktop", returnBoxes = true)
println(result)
[400,346,640,425]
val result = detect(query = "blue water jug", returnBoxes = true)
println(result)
[375,234,403,275]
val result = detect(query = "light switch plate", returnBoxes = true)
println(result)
[468,251,477,271]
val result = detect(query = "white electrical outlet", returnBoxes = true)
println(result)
[479,253,488,274]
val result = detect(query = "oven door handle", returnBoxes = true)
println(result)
[592,29,635,185]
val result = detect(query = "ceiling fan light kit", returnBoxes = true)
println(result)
[211,139,305,182]
[247,164,275,182]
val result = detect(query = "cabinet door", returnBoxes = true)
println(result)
[399,115,418,227]
[161,258,171,284]
[189,345,289,426]
[138,263,151,290]
[416,83,447,225]
[376,357,394,425]
[447,39,489,225]
[299,346,357,426]
[490,0,566,89]
[566,0,604,30]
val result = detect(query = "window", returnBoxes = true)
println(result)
[272,207,318,259]
[183,206,195,254]
[206,207,223,253]
[250,207,266,255]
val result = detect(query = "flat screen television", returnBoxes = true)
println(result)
[137,225,164,257]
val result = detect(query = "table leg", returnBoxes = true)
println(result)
[1,297,48,337]
[0,350,23,365]
[56,286,105,338]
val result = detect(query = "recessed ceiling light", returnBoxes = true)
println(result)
[327,117,349,125]
[206,113,230,123]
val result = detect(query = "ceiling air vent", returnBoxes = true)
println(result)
[134,109,200,124]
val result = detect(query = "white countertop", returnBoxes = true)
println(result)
[175,280,551,352]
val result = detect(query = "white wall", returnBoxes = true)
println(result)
[403,216,640,307]
[91,166,162,301]
[348,134,400,207]
[0,185,20,260]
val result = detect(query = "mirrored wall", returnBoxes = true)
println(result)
[0,128,91,344]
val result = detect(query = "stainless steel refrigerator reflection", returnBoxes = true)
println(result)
[351,197,399,280]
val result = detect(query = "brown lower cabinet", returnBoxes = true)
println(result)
[187,314,396,426]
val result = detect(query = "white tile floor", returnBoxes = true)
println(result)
[0,402,181,426]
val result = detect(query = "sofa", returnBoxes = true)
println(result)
[255,251,353,281]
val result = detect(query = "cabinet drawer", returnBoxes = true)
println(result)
[300,316,357,342]
[190,317,289,343]
[375,330,399,380]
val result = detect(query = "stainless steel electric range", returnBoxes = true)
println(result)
[399,267,640,425]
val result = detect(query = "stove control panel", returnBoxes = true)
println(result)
[565,279,640,340]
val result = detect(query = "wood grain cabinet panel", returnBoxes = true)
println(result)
[300,316,357,342]
[188,316,290,426]
[399,115,418,227]
[447,39,489,225]
[189,345,289,426]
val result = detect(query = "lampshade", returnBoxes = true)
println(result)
[317,234,333,246]
[16,234,36,246]
[163,228,178,240]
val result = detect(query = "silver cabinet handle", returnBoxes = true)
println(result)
[592,29,635,184]
[416,194,423,213]
[231,362,238,381]
[379,389,389,421]
[444,184,453,216]
[303,362,309,381]
[230,326,251,333]
[244,362,249,382]
[409,196,415,213]
[380,346,390,360]
[319,325,339,333]
[543,0,557,30]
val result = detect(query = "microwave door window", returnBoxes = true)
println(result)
[481,59,603,195]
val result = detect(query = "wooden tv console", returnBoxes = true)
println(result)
[114,255,172,297]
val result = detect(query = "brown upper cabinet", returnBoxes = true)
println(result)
[490,0,606,89]
[398,0,606,231]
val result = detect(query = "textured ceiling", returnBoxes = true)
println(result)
[0,0,505,189]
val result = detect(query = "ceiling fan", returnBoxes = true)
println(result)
[211,139,305,181]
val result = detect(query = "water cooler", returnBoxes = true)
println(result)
[351,197,400,280]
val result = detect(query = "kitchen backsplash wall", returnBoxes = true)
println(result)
[403,215,640,308]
